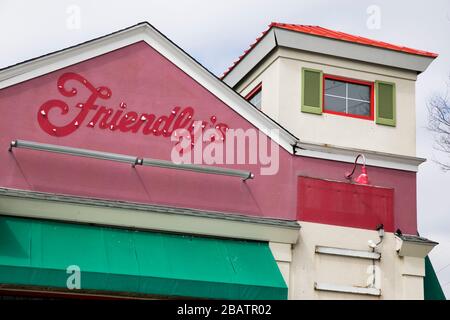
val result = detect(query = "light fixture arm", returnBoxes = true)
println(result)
[345,154,367,180]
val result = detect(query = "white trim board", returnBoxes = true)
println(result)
[314,282,381,297]
[295,141,426,172]
[0,188,300,244]
[315,246,381,260]
[0,22,298,155]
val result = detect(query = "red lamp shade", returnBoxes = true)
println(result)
[346,154,370,185]
[355,166,369,185]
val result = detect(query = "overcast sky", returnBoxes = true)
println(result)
[1,0,449,298]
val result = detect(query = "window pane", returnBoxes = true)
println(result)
[348,83,370,101]
[325,95,346,113]
[249,90,262,109]
[325,79,346,97]
[348,100,370,116]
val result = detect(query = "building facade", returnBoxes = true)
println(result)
[0,22,445,300]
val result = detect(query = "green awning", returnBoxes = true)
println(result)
[0,216,287,300]
[424,256,446,300]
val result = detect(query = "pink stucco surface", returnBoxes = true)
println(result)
[0,41,417,233]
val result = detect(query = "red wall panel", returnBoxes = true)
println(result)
[297,176,395,232]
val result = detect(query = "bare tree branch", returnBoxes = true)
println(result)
[427,75,450,170]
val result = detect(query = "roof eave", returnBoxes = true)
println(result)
[274,27,437,73]
[295,140,426,172]
[223,26,437,88]
[0,187,301,244]
[223,27,278,88]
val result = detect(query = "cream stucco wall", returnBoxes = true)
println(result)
[237,48,419,157]
[270,221,426,300]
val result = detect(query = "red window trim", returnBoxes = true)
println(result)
[245,82,262,101]
[323,74,374,121]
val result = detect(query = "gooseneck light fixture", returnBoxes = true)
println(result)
[8,140,254,181]
[345,154,369,185]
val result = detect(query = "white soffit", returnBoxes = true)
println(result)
[395,235,439,258]
[0,23,298,154]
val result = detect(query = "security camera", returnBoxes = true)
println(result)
[368,240,377,249]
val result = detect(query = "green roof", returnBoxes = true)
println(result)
[424,256,446,300]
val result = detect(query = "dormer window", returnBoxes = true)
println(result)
[301,68,396,126]
[324,75,374,120]
[245,83,262,109]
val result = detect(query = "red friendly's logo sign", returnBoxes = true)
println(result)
[37,72,230,144]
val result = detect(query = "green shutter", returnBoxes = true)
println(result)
[376,81,396,126]
[301,68,323,115]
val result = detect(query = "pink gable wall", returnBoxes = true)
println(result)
[0,41,417,233]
